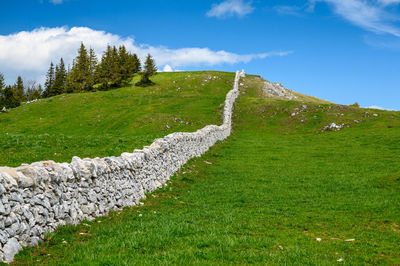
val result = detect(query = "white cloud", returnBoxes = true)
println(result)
[162,65,173,72]
[311,0,400,37]
[0,26,290,84]
[207,0,254,18]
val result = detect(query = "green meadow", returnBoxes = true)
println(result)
[0,71,234,167]
[2,72,399,264]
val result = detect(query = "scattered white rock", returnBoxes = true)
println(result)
[323,123,344,131]
[262,80,297,100]
[25,99,40,104]
[316,238,322,242]
[345,239,355,242]
[337,258,343,262]
[373,113,378,117]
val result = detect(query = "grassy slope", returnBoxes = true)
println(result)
[244,75,332,104]
[0,71,234,167]
[12,74,400,265]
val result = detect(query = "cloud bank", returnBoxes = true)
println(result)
[0,26,290,84]
[207,0,254,18]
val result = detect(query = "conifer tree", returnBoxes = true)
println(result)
[13,76,25,101]
[137,54,157,86]
[95,45,111,89]
[0,73,5,103]
[0,85,20,108]
[89,48,97,73]
[132,53,141,73]
[88,48,98,87]
[65,60,74,93]
[66,43,91,92]
[0,72,5,93]
[118,45,131,82]
[126,53,141,77]
[53,58,67,95]
[111,46,122,86]
[44,62,55,97]
[96,45,120,89]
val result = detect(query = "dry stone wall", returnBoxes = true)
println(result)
[0,70,244,262]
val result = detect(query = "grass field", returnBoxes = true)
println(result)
[0,71,234,167]
[11,72,400,265]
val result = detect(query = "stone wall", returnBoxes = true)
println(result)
[0,70,244,262]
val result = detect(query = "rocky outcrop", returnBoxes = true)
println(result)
[0,70,244,262]
[262,80,297,100]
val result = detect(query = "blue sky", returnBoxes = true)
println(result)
[0,0,399,110]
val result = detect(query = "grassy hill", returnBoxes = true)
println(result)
[0,71,234,167]
[7,71,400,264]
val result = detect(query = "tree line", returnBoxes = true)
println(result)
[0,74,43,109]
[0,43,157,109]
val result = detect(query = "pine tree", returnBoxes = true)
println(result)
[96,45,118,89]
[126,53,141,77]
[88,48,98,87]
[53,58,67,95]
[117,45,131,82]
[137,54,157,86]
[13,76,25,101]
[95,45,111,89]
[0,72,5,93]
[111,46,122,86]
[132,54,141,73]
[0,73,5,103]
[0,86,20,108]
[65,60,74,93]
[66,43,91,92]
[44,62,55,97]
